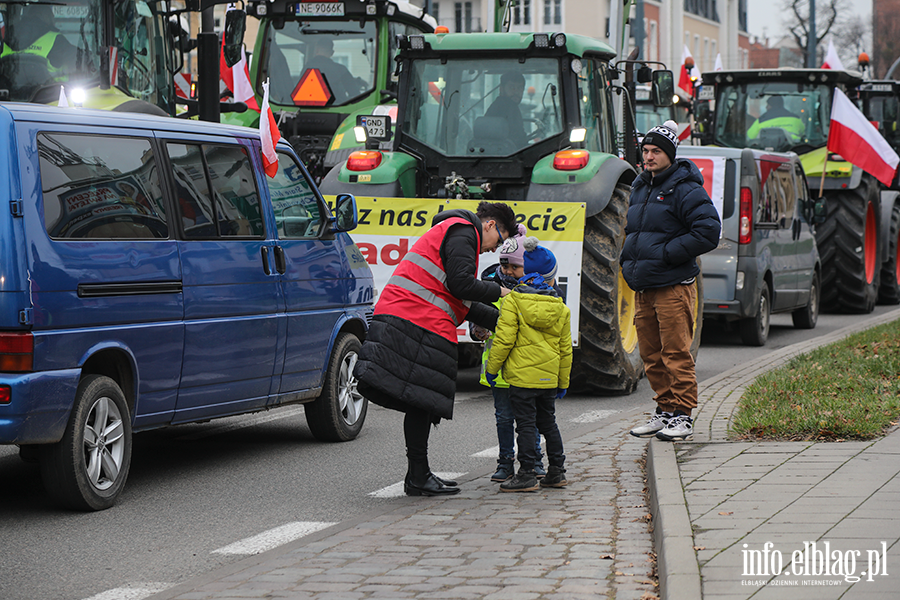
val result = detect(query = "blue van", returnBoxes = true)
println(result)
[0,104,374,510]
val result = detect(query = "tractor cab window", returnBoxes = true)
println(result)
[262,19,376,106]
[715,82,831,152]
[112,0,172,109]
[576,58,615,153]
[402,56,564,157]
[865,95,900,149]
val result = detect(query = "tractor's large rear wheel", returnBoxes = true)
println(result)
[815,174,881,313]
[569,184,645,394]
[877,201,900,305]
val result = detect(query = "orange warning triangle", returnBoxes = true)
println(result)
[291,68,334,107]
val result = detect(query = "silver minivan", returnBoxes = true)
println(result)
[679,146,821,345]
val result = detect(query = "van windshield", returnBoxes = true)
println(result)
[714,82,832,153]
[401,57,564,157]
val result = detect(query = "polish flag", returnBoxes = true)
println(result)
[828,88,899,187]
[714,53,723,71]
[260,78,281,178]
[678,45,700,95]
[822,39,845,70]
[220,38,260,112]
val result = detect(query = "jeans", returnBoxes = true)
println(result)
[508,386,565,472]
[493,387,542,461]
[634,283,698,414]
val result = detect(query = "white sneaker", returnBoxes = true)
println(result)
[656,414,693,441]
[630,411,672,438]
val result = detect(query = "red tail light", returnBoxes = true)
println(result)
[553,149,590,171]
[739,186,752,245]
[347,150,383,171]
[0,332,33,372]
[0,385,10,404]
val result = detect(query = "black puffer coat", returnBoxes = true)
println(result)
[621,158,721,291]
[354,210,501,421]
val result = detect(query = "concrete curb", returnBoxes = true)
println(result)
[647,438,702,599]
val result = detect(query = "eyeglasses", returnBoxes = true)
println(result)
[491,222,506,250]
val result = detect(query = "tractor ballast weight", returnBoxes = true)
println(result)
[321,31,693,395]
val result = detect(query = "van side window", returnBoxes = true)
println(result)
[758,162,794,225]
[167,143,264,238]
[38,133,168,239]
[269,152,324,239]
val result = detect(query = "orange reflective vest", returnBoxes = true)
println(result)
[375,216,480,342]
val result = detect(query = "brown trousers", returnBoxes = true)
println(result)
[634,283,698,415]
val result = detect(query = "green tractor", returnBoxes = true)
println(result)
[227,0,435,182]
[855,79,900,304]
[321,31,682,395]
[697,68,899,313]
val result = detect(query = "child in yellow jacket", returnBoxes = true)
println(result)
[486,239,572,492]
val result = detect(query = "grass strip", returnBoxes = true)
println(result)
[731,319,900,441]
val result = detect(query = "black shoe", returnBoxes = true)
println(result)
[499,471,539,492]
[404,473,461,496]
[491,458,515,482]
[540,466,568,488]
[431,473,457,487]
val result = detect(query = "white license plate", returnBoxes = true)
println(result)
[296,2,345,16]
[360,115,388,139]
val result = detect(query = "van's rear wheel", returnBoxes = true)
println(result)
[569,184,644,394]
[816,174,880,313]
[40,375,132,511]
[877,202,900,304]
[305,333,367,442]
[741,281,771,346]
[793,272,820,329]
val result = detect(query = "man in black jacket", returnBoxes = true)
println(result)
[621,120,720,442]
[354,202,518,496]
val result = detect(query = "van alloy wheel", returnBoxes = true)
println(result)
[741,281,770,346]
[40,375,132,511]
[792,272,820,329]
[305,333,367,442]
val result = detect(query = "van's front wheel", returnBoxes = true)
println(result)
[40,375,132,511]
[305,333,367,442]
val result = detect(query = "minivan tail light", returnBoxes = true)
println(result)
[739,186,752,245]
[553,149,589,171]
[0,332,33,372]
[347,150,383,171]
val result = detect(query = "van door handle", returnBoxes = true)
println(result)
[261,246,271,275]
[274,246,286,274]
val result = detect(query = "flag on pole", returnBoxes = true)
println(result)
[260,78,281,178]
[714,53,723,71]
[828,88,899,187]
[678,45,700,95]
[822,39,845,70]
[58,85,69,108]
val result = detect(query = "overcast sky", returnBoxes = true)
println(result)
[746,0,872,41]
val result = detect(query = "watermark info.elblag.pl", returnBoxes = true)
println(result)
[742,541,889,586]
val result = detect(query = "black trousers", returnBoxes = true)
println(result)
[404,407,432,475]
[509,386,565,472]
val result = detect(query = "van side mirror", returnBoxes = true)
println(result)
[651,70,674,107]
[813,198,827,224]
[223,9,246,68]
[332,194,359,232]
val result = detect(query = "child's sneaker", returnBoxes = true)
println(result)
[499,471,539,492]
[656,414,693,441]
[540,466,568,488]
[630,409,672,437]
[534,463,547,479]
[491,458,515,482]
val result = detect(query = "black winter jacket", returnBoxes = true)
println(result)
[621,158,721,291]
[354,210,501,421]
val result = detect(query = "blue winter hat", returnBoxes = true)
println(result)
[523,236,558,282]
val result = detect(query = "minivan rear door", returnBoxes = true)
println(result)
[163,136,284,422]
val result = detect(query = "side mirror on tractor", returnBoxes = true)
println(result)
[813,198,827,224]
[652,70,675,107]
[223,8,247,68]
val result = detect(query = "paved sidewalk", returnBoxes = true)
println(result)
[649,307,900,599]
[148,308,900,600]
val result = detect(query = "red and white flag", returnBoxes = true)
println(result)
[678,45,696,95]
[714,53,723,71]
[260,78,281,178]
[828,88,899,186]
[821,39,845,70]
[109,47,119,87]
[220,38,260,112]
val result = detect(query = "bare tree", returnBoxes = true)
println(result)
[833,15,872,70]
[783,0,849,65]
